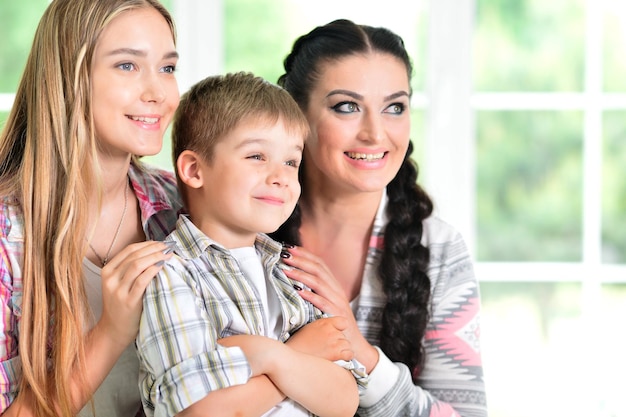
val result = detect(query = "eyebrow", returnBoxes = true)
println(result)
[326,89,409,102]
[106,48,179,60]
[236,137,304,152]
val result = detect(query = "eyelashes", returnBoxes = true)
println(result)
[330,101,407,115]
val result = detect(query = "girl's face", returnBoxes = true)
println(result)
[303,52,411,195]
[91,7,179,160]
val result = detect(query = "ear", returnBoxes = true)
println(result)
[176,150,204,189]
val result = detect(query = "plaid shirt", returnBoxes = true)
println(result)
[137,215,324,417]
[0,162,182,411]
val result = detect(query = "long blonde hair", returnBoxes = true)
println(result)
[0,0,175,415]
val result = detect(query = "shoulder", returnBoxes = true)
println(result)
[130,162,183,239]
[129,161,182,210]
[255,233,283,255]
[422,216,477,290]
[421,215,465,247]
[145,253,201,307]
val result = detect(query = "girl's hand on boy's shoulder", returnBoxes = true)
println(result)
[98,240,173,347]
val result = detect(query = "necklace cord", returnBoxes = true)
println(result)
[88,181,130,267]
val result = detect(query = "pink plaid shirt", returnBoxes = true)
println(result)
[0,162,181,411]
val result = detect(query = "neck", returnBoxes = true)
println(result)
[94,157,132,198]
[300,187,382,229]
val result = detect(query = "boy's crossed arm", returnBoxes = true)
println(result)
[177,317,359,417]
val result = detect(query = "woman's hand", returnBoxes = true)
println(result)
[280,246,379,371]
[97,241,173,348]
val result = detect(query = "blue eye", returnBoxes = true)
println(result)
[162,65,176,74]
[118,62,135,71]
[285,160,300,168]
[247,154,264,161]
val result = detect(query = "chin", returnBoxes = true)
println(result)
[136,146,163,157]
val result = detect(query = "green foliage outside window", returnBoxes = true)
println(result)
[603,10,626,92]
[476,110,584,261]
[223,0,293,83]
[474,0,585,92]
[602,111,626,263]
[0,0,48,92]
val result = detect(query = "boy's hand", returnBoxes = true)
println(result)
[218,334,287,378]
[286,316,354,362]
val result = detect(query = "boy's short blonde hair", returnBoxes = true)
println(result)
[172,72,310,165]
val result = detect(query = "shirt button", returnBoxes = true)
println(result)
[289,316,298,325]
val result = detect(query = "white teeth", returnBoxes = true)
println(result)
[346,152,385,161]
[129,116,159,124]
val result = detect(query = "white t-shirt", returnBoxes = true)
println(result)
[230,246,310,417]
[80,258,143,417]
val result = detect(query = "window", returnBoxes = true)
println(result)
[472,1,626,416]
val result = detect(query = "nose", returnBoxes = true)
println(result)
[140,72,166,103]
[358,111,385,143]
[267,163,291,187]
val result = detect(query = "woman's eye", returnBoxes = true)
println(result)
[118,62,135,71]
[385,103,406,114]
[332,102,359,114]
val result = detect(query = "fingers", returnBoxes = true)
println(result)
[326,315,349,331]
[280,247,345,298]
[97,240,176,346]
[104,240,173,272]
[280,245,334,281]
[281,263,348,318]
[102,240,174,296]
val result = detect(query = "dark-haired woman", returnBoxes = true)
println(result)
[272,19,488,417]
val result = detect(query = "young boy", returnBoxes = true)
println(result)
[136,72,364,417]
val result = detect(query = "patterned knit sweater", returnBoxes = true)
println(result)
[353,190,487,417]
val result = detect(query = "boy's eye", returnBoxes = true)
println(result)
[285,160,300,168]
[247,154,264,161]
[331,101,360,114]
[162,65,176,74]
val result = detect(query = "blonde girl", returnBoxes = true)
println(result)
[0,0,182,416]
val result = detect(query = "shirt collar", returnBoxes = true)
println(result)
[170,215,283,260]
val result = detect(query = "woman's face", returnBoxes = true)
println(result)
[91,7,179,159]
[303,52,411,195]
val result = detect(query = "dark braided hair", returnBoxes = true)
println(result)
[271,19,433,381]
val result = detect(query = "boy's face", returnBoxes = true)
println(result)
[190,118,303,248]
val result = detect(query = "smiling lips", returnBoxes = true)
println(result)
[128,115,159,124]
[257,196,285,205]
[345,151,386,161]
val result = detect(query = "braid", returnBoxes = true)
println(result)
[379,142,433,380]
